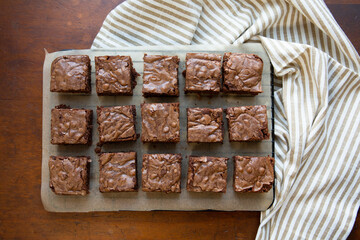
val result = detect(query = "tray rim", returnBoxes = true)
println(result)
[41,44,275,212]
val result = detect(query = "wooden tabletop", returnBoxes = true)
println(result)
[0,0,358,239]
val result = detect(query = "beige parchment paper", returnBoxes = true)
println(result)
[41,44,274,212]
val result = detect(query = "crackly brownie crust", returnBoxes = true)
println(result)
[51,106,93,145]
[49,156,91,195]
[233,156,274,192]
[187,156,228,193]
[50,55,91,93]
[222,53,263,95]
[187,108,223,143]
[226,105,269,141]
[141,103,180,143]
[99,152,137,192]
[95,55,139,96]
[142,54,180,97]
[96,105,137,143]
[184,53,222,93]
[142,154,182,193]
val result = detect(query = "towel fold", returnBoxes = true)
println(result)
[92,1,360,239]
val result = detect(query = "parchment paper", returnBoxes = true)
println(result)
[41,44,274,212]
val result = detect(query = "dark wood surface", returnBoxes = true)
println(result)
[0,0,358,239]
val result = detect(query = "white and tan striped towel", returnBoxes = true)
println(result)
[92,0,360,239]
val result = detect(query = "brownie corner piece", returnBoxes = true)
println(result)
[233,156,274,193]
[184,53,222,93]
[51,107,93,145]
[50,55,91,93]
[142,154,182,193]
[222,52,263,95]
[49,156,91,195]
[226,105,269,142]
[141,102,180,142]
[142,54,180,97]
[95,55,138,96]
[98,152,137,192]
[187,107,223,143]
[187,156,228,193]
[96,105,137,143]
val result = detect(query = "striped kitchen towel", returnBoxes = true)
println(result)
[92,0,360,239]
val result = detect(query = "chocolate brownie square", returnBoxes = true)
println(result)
[187,156,228,193]
[51,105,92,145]
[187,107,223,143]
[184,53,222,93]
[141,103,180,143]
[49,156,90,195]
[99,152,137,192]
[223,53,263,95]
[50,55,91,93]
[142,154,182,193]
[142,54,180,97]
[95,55,139,95]
[96,105,137,143]
[226,105,269,141]
[233,156,274,192]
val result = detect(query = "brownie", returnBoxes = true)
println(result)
[187,107,223,143]
[142,54,180,97]
[51,105,92,145]
[226,105,269,141]
[142,154,182,193]
[50,55,91,93]
[95,55,139,95]
[98,152,137,192]
[141,103,180,142]
[187,156,228,193]
[222,53,263,95]
[97,105,137,143]
[49,156,90,195]
[184,53,222,93]
[233,156,274,192]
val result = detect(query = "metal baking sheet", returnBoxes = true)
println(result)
[41,44,274,212]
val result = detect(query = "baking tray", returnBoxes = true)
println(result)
[41,44,274,212]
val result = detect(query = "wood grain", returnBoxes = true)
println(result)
[0,0,358,239]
